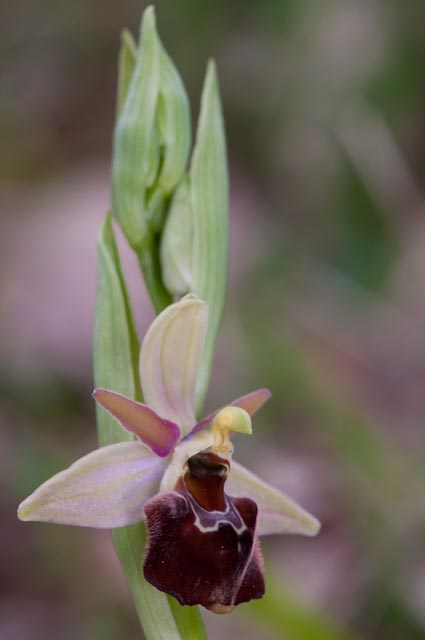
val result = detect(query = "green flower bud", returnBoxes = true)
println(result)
[111,6,191,251]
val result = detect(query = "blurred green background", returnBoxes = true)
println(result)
[2,1,425,639]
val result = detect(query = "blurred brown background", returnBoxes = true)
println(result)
[2,1,425,639]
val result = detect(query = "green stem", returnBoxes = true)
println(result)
[167,596,207,640]
[138,233,172,313]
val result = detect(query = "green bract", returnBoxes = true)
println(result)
[161,175,192,294]
[161,61,229,413]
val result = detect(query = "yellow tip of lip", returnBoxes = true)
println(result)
[207,602,234,615]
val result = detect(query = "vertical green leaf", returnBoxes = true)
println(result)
[94,212,140,438]
[160,61,229,412]
[190,61,229,413]
[93,213,206,639]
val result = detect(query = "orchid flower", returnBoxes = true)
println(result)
[18,296,320,613]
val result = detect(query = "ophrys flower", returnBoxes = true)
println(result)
[18,296,320,613]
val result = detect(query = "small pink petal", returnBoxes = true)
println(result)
[231,388,271,416]
[93,389,180,457]
[190,388,272,435]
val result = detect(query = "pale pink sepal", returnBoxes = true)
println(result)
[93,389,180,457]
[139,296,208,435]
[17,442,167,528]
[227,461,320,537]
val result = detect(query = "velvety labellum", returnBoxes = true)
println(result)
[143,452,265,612]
